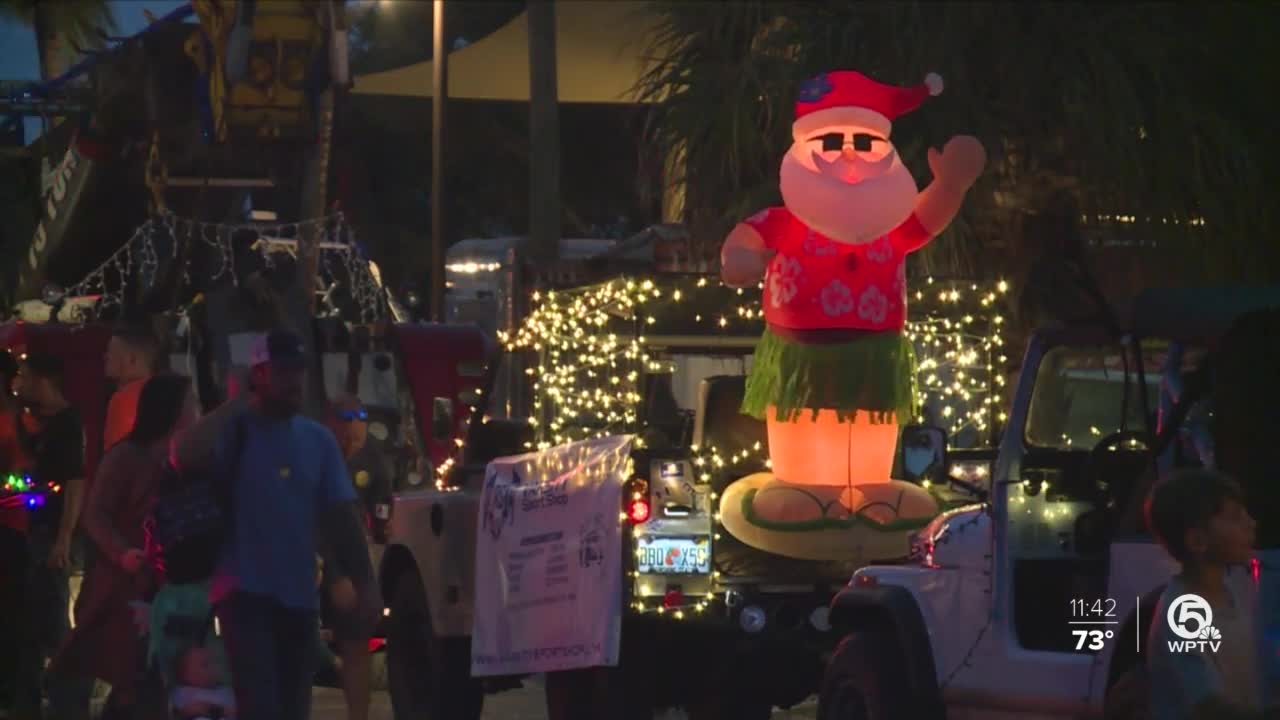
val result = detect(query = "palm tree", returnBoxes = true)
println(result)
[0,0,115,81]
[634,1,1277,291]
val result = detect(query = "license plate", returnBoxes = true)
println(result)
[636,536,711,574]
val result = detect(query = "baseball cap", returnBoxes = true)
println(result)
[247,329,307,369]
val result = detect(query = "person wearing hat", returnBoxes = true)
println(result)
[717,70,987,561]
[320,392,389,720]
[175,329,372,720]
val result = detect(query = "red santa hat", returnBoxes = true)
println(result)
[792,70,943,137]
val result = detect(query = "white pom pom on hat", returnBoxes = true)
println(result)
[924,73,944,97]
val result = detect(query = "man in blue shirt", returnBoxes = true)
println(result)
[203,329,372,720]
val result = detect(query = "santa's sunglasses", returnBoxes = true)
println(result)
[337,408,368,422]
[808,132,888,153]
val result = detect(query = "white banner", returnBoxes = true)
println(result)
[471,435,633,676]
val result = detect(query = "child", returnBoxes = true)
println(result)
[1146,469,1267,719]
[170,643,235,719]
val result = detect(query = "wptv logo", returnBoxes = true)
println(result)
[1166,593,1223,653]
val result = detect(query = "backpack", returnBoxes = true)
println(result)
[145,582,229,687]
[147,415,249,585]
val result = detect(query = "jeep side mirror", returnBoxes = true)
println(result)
[900,424,948,484]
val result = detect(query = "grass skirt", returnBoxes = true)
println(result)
[741,328,917,423]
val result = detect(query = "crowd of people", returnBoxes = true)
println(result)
[0,323,390,720]
[1,318,1274,720]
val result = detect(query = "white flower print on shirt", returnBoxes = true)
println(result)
[865,236,894,264]
[857,285,889,324]
[768,256,802,308]
[891,264,907,308]
[802,230,838,257]
[819,279,855,317]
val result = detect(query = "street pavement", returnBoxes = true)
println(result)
[82,675,817,718]
[310,685,819,719]
[69,580,819,719]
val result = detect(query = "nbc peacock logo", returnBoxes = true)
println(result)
[1166,593,1222,653]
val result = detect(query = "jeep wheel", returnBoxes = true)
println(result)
[386,570,483,720]
[818,631,913,720]
[685,664,773,720]
[686,693,772,720]
[545,668,656,720]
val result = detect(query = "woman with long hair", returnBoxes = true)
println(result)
[48,372,198,719]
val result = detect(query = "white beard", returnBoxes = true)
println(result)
[778,152,918,245]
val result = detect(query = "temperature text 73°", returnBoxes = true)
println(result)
[1073,629,1114,651]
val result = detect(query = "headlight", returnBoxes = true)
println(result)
[949,461,989,487]
[739,605,767,633]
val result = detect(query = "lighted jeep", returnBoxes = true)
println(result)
[818,286,1280,720]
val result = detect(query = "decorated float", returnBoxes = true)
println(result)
[714,69,988,561]
[503,270,1008,582]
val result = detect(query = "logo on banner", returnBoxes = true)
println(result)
[482,468,516,540]
[579,513,606,574]
[1166,593,1222,653]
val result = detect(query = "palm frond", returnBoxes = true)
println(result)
[0,0,116,73]
[634,0,1274,281]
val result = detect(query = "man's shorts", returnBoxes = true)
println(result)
[325,543,385,645]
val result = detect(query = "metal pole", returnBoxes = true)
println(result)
[527,0,560,266]
[430,0,448,322]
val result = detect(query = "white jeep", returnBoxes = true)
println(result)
[818,286,1280,719]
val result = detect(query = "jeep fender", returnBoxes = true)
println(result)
[829,583,944,719]
[382,491,480,638]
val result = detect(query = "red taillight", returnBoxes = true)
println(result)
[628,498,651,524]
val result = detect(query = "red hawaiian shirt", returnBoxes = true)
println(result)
[744,207,933,332]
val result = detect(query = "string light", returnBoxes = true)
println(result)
[1081,214,1207,226]
[505,274,1010,619]
[504,275,1011,449]
[447,261,502,274]
[0,472,58,510]
[58,212,386,324]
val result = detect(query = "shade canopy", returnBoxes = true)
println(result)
[352,1,661,104]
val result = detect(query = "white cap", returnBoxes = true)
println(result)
[246,329,306,369]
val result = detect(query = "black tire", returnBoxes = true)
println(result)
[545,668,657,720]
[684,670,773,720]
[385,569,483,720]
[818,631,914,720]
[686,695,772,720]
[1104,665,1151,720]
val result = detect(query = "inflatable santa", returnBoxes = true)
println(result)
[718,70,986,561]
